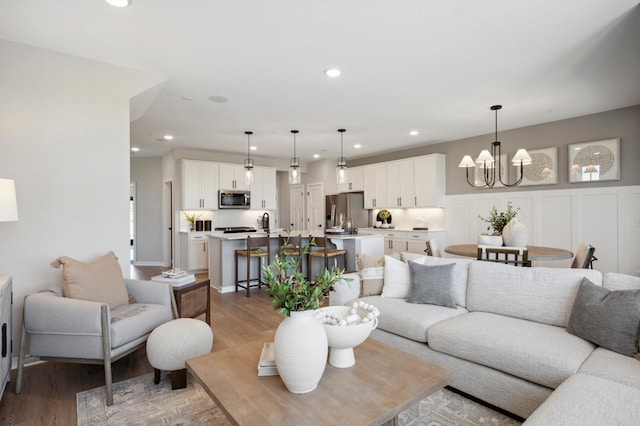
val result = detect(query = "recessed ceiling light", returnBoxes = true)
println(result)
[105,0,131,7]
[313,154,320,159]
[324,69,341,78]
[354,144,362,149]
[208,95,229,103]
[250,146,257,151]
[130,147,140,152]
[163,134,174,141]
[409,130,419,136]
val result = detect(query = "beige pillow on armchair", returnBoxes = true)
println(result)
[51,251,129,309]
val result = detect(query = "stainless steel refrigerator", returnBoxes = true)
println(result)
[325,192,371,230]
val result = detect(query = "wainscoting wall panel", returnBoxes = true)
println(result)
[445,186,640,275]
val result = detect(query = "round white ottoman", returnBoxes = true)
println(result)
[146,318,213,389]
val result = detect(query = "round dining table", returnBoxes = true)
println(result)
[444,244,573,261]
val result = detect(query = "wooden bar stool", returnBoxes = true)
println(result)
[307,236,347,282]
[235,235,271,297]
[278,234,304,273]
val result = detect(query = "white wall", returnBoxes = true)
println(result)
[0,40,163,358]
[445,186,640,275]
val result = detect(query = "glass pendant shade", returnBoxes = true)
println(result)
[336,129,347,184]
[244,131,254,185]
[289,130,301,184]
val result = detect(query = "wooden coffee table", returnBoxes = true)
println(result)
[187,333,453,425]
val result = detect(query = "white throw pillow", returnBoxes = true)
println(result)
[381,255,412,298]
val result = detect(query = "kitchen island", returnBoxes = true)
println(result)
[208,230,384,293]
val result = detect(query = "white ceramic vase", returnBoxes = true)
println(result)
[502,218,528,247]
[274,310,328,393]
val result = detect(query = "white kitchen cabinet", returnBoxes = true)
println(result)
[413,154,446,207]
[338,166,364,193]
[181,160,219,210]
[384,232,407,256]
[359,229,448,257]
[363,164,388,209]
[386,159,414,208]
[219,163,251,190]
[0,276,11,402]
[183,233,209,272]
[251,167,277,210]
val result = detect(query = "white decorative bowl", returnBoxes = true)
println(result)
[477,234,503,246]
[316,305,378,368]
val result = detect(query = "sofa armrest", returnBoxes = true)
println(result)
[24,292,103,335]
[125,279,172,307]
[330,272,360,306]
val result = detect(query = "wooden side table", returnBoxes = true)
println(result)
[172,278,211,325]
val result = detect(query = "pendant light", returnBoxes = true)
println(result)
[289,130,301,184]
[336,129,347,184]
[458,105,532,188]
[244,131,254,185]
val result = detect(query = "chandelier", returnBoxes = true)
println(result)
[336,129,347,184]
[289,130,301,184]
[243,131,254,185]
[458,105,531,188]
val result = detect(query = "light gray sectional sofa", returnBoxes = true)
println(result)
[330,255,640,423]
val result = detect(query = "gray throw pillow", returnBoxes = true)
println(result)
[567,277,640,356]
[407,261,456,308]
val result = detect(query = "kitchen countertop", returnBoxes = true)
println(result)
[207,229,384,240]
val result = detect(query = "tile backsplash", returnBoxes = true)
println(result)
[372,208,445,231]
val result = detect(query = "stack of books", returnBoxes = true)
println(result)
[257,342,278,376]
[150,270,196,287]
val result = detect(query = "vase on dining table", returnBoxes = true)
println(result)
[501,218,528,247]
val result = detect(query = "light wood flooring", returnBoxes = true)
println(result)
[0,265,283,425]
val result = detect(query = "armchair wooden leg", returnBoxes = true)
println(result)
[15,322,27,394]
[154,368,161,384]
[171,369,187,390]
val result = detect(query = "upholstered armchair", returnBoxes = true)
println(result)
[15,278,176,406]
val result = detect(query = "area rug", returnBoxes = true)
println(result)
[77,373,522,425]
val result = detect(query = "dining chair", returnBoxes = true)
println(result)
[424,239,442,257]
[477,245,531,267]
[235,235,271,297]
[307,236,347,282]
[571,243,597,269]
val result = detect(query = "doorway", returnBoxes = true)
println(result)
[289,184,305,231]
[306,182,325,232]
[129,183,136,264]
[164,180,174,268]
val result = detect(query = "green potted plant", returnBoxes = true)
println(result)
[263,234,352,393]
[183,212,201,231]
[477,202,520,245]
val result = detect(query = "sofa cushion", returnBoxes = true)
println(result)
[407,261,456,308]
[356,254,385,296]
[466,261,602,328]
[402,253,471,308]
[427,311,596,389]
[381,255,411,298]
[356,295,467,342]
[523,373,640,426]
[578,347,640,390]
[51,251,129,310]
[567,278,640,356]
[110,303,172,348]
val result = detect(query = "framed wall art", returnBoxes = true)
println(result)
[568,138,620,183]
[520,146,558,186]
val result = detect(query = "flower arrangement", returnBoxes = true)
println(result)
[264,234,351,317]
[183,212,201,230]
[478,202,520,234]
[377,209,392,223]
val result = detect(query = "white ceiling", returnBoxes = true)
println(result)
[1,0,639,162]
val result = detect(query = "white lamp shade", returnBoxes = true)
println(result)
[0,179,19,222]
[512,149,532,165]
[244,168,254,185]
[458,155,476,168]
[475,150,495,164]
[289,167,301,184]
[336,167,347,184]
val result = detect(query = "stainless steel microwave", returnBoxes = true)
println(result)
[219,190,251,209]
